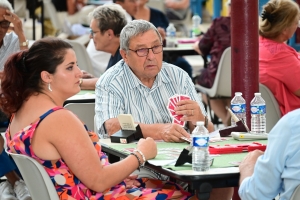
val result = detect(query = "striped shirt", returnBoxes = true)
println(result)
[0,32,19,70]
[95,60,206,138]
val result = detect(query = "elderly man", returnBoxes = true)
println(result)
[95,19,213,142]
[95,20,233,199]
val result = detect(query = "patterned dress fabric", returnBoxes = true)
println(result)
[197,16,231,88]
[5,107,195,200]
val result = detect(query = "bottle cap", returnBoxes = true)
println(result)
[196,121,204,126]
[235,92,242,96]
[254,93,261,96]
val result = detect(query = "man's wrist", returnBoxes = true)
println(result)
[19,40,29,47]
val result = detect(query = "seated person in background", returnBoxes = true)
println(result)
[193,0,231,126]
[258,0,300,116]
[79,4,128,90]
[135,0,193,78]
[1,37,198,200]
[96,20,233,200]
[86,0,138,76]
[51,0,96,25]
[0,0,28,70]
[239,108,300,199]
[0,1,31,199]
[164,0,189,20]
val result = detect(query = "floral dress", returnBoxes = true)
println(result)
[5,107,195,200]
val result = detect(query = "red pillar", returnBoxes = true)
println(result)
[231,0,259,129]
[231,1,259,199]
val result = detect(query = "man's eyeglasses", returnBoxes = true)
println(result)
[89,29,100,37]
[128,44,163,57]
[0,21,10,29]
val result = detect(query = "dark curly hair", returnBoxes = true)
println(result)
[0,37,72,115]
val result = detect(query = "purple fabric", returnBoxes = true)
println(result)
[197,17,231,88]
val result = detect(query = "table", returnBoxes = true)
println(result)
[64,90,95,105]
[100,138,268,200]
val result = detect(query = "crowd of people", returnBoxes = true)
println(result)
[0,0,300,199]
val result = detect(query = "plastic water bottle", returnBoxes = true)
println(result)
[250,93,266,134]
[192,121,210,171]
[231,92,246,126]
[166,23,176,47]
[192,14,201,38]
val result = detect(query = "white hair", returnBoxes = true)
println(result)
[0,0,14,12]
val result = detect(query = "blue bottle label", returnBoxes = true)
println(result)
[250,105,266,114]
[193,136,209,147]
[231,104,246,114]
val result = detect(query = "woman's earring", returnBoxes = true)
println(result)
[48,82,52,92]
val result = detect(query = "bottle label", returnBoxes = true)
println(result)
[231,104,246,114]
[250,105,266,114]
[193,136,209,147]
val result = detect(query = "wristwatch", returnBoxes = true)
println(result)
[19,40,29,47]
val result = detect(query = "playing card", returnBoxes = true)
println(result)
[179,95,191,101]
[173,117,185,126]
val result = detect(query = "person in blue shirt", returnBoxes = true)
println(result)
[239,108,300,199]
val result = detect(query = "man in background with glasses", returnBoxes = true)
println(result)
[0,0,28,70]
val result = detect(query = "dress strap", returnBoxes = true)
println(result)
[37,106,64,125]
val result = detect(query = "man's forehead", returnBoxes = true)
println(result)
[129,31,160,47]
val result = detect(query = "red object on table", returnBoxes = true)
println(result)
[209,142,267,154]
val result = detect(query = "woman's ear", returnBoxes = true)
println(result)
[40,71,52,83]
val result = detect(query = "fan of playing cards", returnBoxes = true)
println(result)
[167,94,191,127]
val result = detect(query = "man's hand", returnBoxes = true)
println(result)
[160,123,190,142]
[3,10,26,44]
[81,70,95,79]
[239,150,264,185]
[175,99,205,125]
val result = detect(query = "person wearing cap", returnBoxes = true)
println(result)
[192,0,231,126]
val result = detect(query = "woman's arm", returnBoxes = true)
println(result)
[34,110,155,192]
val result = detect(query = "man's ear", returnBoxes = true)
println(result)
[107,29,114,37]
[40,71,52,83]
[120,49,128,63]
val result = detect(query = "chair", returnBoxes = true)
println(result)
[259,83,281,133]
[290,184,300,200]
[147,0,165,13]
[65,39,95,76]
[169,9,192,37]
[195,47,231,125]
[43,0,64,34]
[64,103,95,131]
[8,152,59,200]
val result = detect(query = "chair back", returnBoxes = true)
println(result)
[147,0,165,13]
[43,0,63,31]
[65,39,95,76]
[259,83,281,133]
[195,47,231,98]
[8,152,59,200]
[290,184,300,200]
[64,103,95,131]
